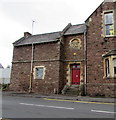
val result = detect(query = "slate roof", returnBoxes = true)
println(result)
[14,32,61,46]
[64,24,86,35]
[13,24,86,46]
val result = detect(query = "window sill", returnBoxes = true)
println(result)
[104,35,116,38]
[34,78,44,80]
[113,76,116,79]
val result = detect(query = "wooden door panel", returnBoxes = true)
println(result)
[71,64,80,85]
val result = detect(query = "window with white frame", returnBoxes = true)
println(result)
[104,11,114,36]
[34,66,45,79]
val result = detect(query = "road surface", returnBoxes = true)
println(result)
[2,95,116,118]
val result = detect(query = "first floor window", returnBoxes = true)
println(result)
[34,66,45,79]
[105,25,114,36]
[103,11,114,36]
[113,59,116,75]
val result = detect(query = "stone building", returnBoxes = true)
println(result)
[10,1,116,97]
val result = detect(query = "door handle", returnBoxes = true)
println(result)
[76,75,78,77]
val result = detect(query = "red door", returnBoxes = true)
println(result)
[71,64,80,85]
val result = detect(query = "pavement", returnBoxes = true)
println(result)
[2,91,115,103]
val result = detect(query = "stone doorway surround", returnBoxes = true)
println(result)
[61,62,85,95]
[66,62,84,86]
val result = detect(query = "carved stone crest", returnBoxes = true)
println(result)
[70,38,82,49]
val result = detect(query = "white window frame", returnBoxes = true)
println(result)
[34,66,45,79]
[103,10,114,37]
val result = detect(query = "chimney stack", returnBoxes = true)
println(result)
[24,32,32,38]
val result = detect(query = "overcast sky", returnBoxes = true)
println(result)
[0,0,104,68]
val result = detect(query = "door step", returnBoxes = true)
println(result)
[61,85,85,96]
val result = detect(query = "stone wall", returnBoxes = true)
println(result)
[10,42,62,93]
[32,61,60,94]
[61,34,86,94]
[63,34,85,61]
[86,2,116,97]
[87,82,116,98]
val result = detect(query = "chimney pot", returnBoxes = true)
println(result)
[24,32,32,38]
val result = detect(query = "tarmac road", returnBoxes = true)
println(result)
[2,95,116,119]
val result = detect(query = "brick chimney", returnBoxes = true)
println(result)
[24,32,32,38]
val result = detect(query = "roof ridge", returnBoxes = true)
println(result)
[32,31,61,37]
[72,23,86,26]
[61,23,72,36]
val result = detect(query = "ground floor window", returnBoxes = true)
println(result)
[105,59,110,77]
[113,58,116,75]
[103,54,116,78]
[34,66,45,79]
